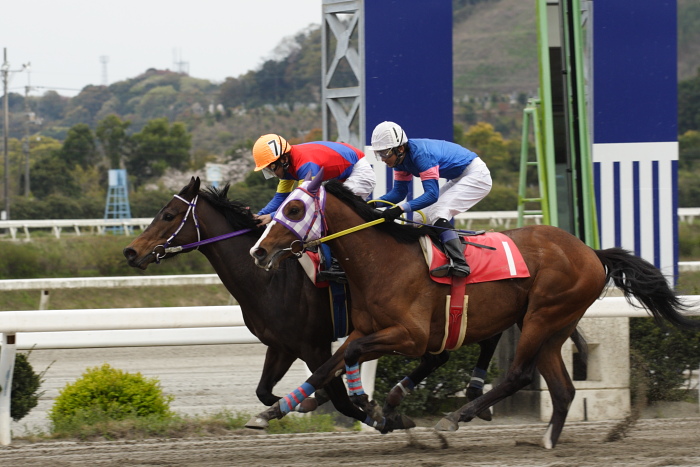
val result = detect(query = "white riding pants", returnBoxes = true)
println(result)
[412,157,492,224]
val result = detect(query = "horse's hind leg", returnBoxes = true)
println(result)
[256,347,296,406]
[536,328,578,449]
[384,351,450,415]
[467,333,502,421]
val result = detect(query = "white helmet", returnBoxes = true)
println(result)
[371,121,408,152]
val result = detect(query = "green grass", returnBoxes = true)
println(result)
[18,410,351,442]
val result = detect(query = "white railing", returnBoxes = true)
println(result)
[2,207,700,240]
[0,218,152,240]
[453,207,700,230]
[1,275,699,445]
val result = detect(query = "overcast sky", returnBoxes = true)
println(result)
[1,0,322,97]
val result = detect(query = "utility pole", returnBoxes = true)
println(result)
[2,49,10,220]
[23,63,32,196]
[1,48,26,219]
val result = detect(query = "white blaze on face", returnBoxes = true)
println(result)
[250,221,277,261]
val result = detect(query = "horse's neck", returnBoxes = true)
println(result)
[196,210,272,311]
[325,196,422,286]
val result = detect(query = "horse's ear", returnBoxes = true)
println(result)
[185,176,200,196]
[307,167,324,193]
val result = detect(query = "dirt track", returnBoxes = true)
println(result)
[5,344,699,466]
[1,418,699,466]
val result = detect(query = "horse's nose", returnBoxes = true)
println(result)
[250,246,267,261]
[123,247,137,261]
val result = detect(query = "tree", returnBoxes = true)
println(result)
[36,90,67,120]
[678,70,700,133]
[126,118,192,187]
[460,122,520,183]
[630,318,700,402]
[68,85,113,123]
[30,151,80,199]
[96,115,131,169]
[60,123,98,169]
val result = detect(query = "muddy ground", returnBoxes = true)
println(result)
[2,344,698,466]
[1,418,698,466]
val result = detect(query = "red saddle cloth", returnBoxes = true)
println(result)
[423,232,530,352]
[426,231,530,285]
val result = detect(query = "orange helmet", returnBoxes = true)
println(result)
[253,134,291,171]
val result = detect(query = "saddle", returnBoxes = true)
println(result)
[420,232,530,352]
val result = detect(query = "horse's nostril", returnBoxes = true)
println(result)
[253,247,266,259]
[123,247,136,260]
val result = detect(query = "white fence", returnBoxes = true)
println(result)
[453,207,700,230]
[2,207,700,240]
[0,218,152,240]
[1,275,699,445]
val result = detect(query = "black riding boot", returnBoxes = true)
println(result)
[430,226,470,278]
[317,257,348,284]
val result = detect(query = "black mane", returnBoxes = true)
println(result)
[178,183,262,236]
[324,179,434,244]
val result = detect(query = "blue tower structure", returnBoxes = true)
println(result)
[104,169,132,234]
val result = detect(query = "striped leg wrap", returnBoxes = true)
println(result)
[468,367,487,390]
[345,362,364,396]
[363,415,386,431]
[279,382,315,415]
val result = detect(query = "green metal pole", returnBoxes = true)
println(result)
[570,0,599,248]
[536,0,558,227]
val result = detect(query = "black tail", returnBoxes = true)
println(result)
[595,247,700,330]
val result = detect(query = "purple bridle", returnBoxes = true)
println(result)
[152,193,252,263]
[270,175,327,256]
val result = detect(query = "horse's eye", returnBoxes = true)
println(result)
[289,207,300,215]
[163,213,175,221]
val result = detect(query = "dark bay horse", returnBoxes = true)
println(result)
[250,174,699,448]
[122,177,499,429]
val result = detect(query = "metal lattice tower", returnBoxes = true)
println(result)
[321,0,363,148]
[104,169,131,234]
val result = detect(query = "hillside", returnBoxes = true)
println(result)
[4,0,698,197]
[453,0,538,97]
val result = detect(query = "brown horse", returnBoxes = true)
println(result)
[250,174,699,448]
[122,177,500,429]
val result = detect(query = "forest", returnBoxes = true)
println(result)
[1,0,699,220]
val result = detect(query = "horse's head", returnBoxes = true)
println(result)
[250,169,326,270]
[123,176,202,269]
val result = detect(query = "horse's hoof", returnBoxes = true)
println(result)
[245,416,269,430]
[350,394,383,421]
[296,397,319,413]
[396,414,416,430]
[434,416,459,432]
[476,408,492,421]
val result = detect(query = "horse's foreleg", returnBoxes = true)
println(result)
[302,349,371,423]
[256,347,296,406]
[245,331,358,430]
[344,326,428,433]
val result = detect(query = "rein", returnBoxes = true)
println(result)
[304,218,385,249]
[152,194,253,263]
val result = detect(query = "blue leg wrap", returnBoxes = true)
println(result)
[279,382,315,415]
[468,367,488,390]
[346,362,364,396]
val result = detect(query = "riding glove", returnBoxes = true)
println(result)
[382,205,404,220]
